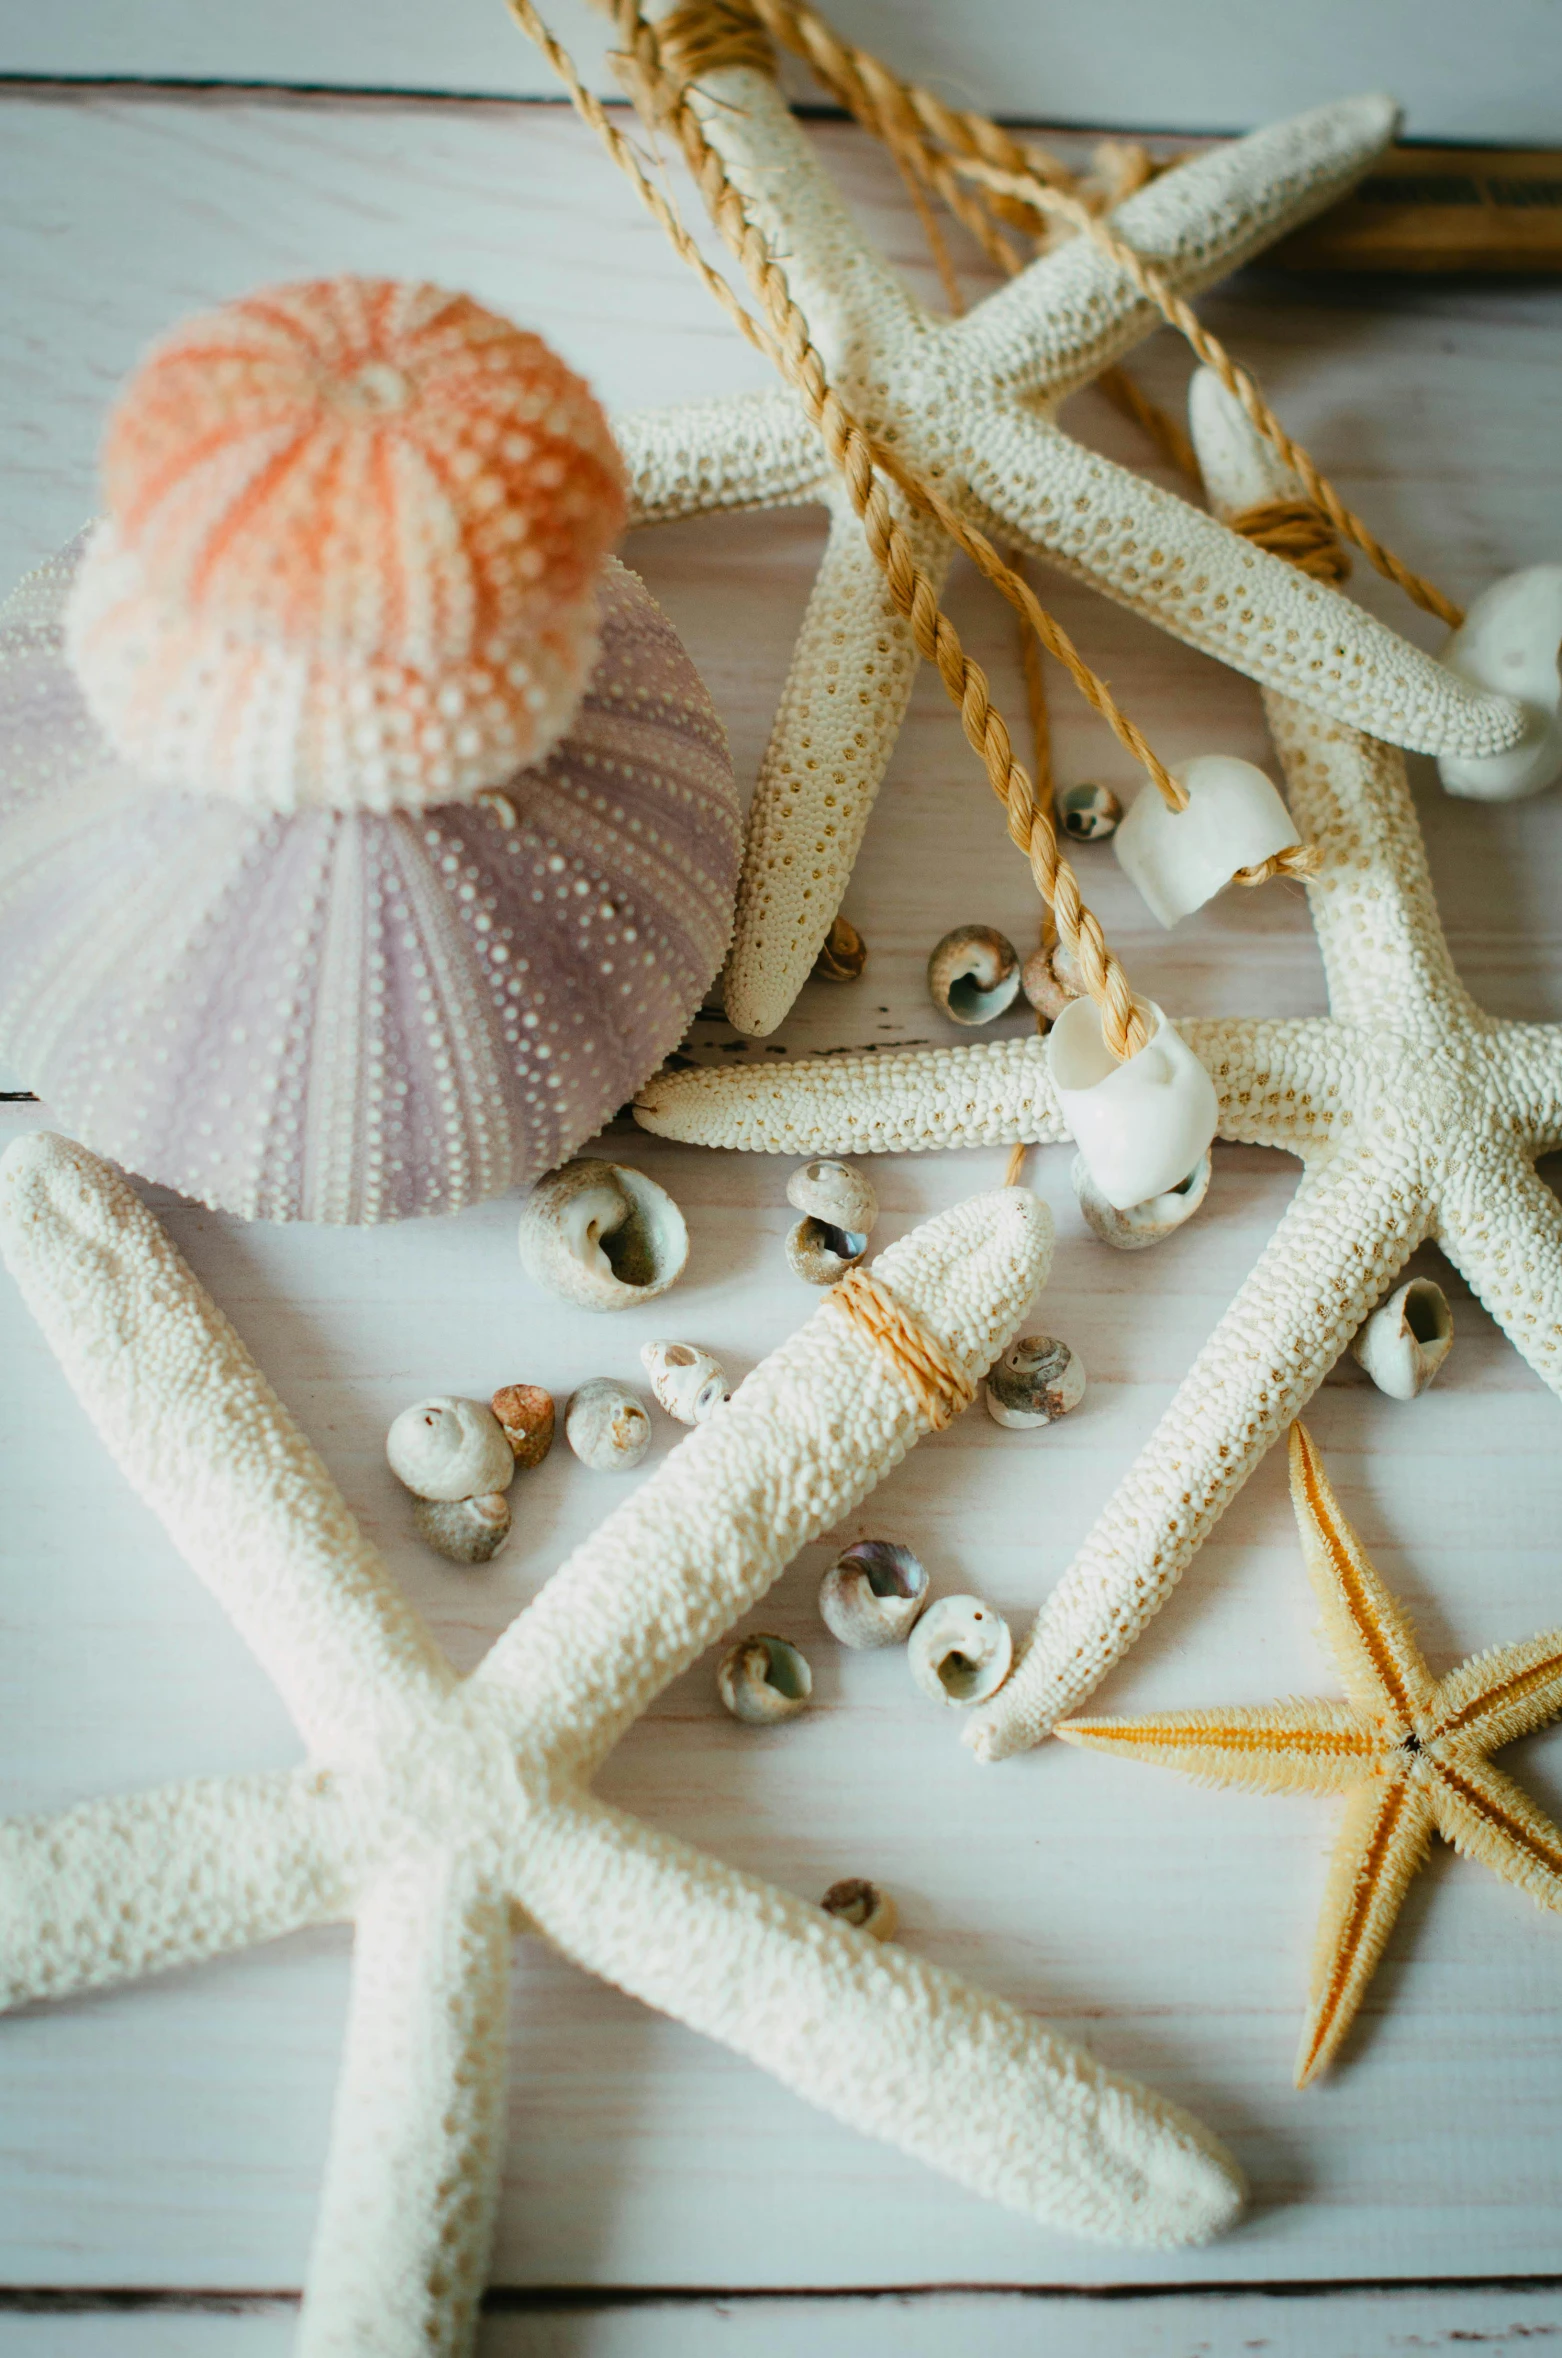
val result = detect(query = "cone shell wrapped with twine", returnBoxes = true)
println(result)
[0,278,742,1221]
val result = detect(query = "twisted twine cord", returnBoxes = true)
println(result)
[829,1266,977,1431]
[606,0,1172,1055]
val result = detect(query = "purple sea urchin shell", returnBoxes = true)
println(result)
[0,540,740,1222]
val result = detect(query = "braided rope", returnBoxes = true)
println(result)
[513,0,1162,1058]
[828,1267,977,1431]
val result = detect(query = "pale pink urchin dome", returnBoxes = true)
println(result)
[64,276,629,812]
[0,540,740,1223]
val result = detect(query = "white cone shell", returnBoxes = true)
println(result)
[1048,998,1219,1210]
[1438,565,1562,801]
[1116,755,1300,929]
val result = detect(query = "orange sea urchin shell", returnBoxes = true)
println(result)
[65,277,628,812]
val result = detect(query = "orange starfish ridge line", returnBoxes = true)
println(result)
[1058,1422,1562,2088]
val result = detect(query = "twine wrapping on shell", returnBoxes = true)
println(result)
[827,1265,978,1432]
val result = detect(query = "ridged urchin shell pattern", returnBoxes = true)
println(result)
[0,543,739,1223]
[65,276,628,812]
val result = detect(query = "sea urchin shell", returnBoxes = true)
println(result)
[66,277,629,813]
[0,539,741,1222]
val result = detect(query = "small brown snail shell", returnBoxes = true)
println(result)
[786,1157,878,1236]
[490,1382,555,1470]
[565,1378,652,1472]
[1073,1148,1212,1251]
[518,1158,688,1312]
[786,1214,868,1287]
[412,1491,512,1565]
[821,1878,898,1942]
[716,1632,813,1724]
[386,1397,515,1502]
[640,1339,730,1425]
[908,1594,1013,1707]
[1021,939,1085,1024]
[1058,781,1123,842]
[813,913,867,982]
[927,925,1022,1026]
[983,1335,1085,1429]
[1351,1277,1454,1400]
[818,1540,928,1648]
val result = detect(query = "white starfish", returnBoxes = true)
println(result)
[635,370,1562,1762]
[609,63,1524,1038]
[0,1134,1243,2358]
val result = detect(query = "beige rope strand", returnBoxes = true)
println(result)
[534,0,1159,1057]
[1002,1140,1030,1190]
[828,1266,977,1431]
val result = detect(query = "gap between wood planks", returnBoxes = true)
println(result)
[5,2273,1562,2311]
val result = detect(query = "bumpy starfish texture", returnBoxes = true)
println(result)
[1059,1423,1562,2086]
[636,371,1562,1759]
[610,65,1524,1037]
[0,1135,1243,2358]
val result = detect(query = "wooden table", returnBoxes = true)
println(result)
[3,77,1562,2358]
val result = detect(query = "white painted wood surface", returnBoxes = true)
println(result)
[3,0,1559,142]
[2,78,1562,2349]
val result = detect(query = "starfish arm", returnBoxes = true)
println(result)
[724,485,950,1036]
[0,1768,346,2010]
[298,1854,512,2358]
[966,1150,1434,1759]
[1056,1697,1378,1797]
[634,1020,1338,1158]
[1438,1148,1562,1399]
[616,388,828,526]
[1496,1023,1562,1155]
[960,94,1397,403]
[477,1188,1051,1772]
[1426,1747,1562,1910]
[1432,1630,1562,1754]
[0,1135,456,1760]
[1294,1768,1435,2087]
[516,1789,1244,2251]
[968,411,1522,762]
[1288,1420,1436,1730]
[690,68,923,373]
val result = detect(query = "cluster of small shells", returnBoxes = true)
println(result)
[784,1157,878,1287]
[385,1388,554,1564]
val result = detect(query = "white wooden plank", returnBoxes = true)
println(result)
[3,2287,1562,2357]
[1,0,1558,143]
[2,87,1562,2307]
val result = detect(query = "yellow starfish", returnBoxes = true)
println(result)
[1058,1422,1562,2088]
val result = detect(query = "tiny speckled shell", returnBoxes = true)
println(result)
[412,1490,512,1564]
[1058,782,1122,842]
[786,1158,877,1234]
[820,1878,898,1941]
[490,1383,555,1469]
[387,1397,515,1501]
[908,1594,1013,1707]
[520,1160,689,1311]
[983,1335,1085,1429]
[640,1340,729,1424]
[928,926,1021,1025]
[0,545,741,1224]
[565,1378,652,1472]
[717,1632,813,1724]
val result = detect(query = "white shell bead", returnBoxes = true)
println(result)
[1116,755,1301,930]
[1351,1277,1454,1400]
[386,1397,515,1502]
[519,1159,689,1312]
[1048,998,1219,1210]
[716,1633,813,1724]
[1438,566,1562,801]
[908,1595,1013,1708]
[640,1340,730,1425]
[818,1541,929,1648]
[565,1379,652,1471]
[1073,1148,1212,1251]
[786,1158,878,1235]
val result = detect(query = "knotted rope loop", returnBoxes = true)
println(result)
[828,1267,977,1432]
[1228,497,1351,585]
[656,0,775,83]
